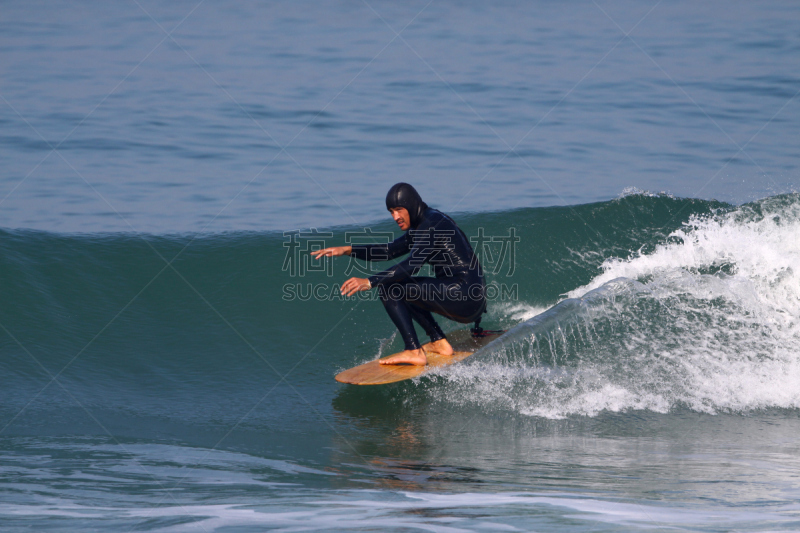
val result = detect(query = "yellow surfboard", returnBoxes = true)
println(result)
[335,329,504,385]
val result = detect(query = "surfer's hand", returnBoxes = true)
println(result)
[311,246,351,259]
[341,277,371,296]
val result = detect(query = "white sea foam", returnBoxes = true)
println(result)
[435,197,800,418]
[492,302,548,323]
[617,187,673,199]
[569,198,800,318]
[1,490,792,532]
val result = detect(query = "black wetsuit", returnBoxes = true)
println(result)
[351,207,486,350]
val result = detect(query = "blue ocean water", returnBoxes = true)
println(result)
[1,1,800,531]
[2,0,798,233]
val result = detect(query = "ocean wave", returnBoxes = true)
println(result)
[6,194,796,421]
[432,194,800,417]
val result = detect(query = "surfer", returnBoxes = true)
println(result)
[311,183,486,366]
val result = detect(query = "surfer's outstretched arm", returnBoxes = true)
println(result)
[311,246,351,259]
[340,277,371,296]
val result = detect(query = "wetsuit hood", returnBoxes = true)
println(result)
[385,183,428,229]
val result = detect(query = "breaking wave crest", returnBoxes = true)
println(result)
[434,194,800,418]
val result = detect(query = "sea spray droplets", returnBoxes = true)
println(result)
[573,194,800,322]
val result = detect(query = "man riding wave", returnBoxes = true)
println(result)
[312,183,486,365]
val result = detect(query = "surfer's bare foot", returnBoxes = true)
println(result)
[379,348,427,366]
[421,338,454,356]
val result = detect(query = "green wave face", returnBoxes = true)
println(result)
[2,193,798,420]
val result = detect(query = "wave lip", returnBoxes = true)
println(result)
[434,194,800,418]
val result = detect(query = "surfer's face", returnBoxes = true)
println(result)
[390,207,411,230]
